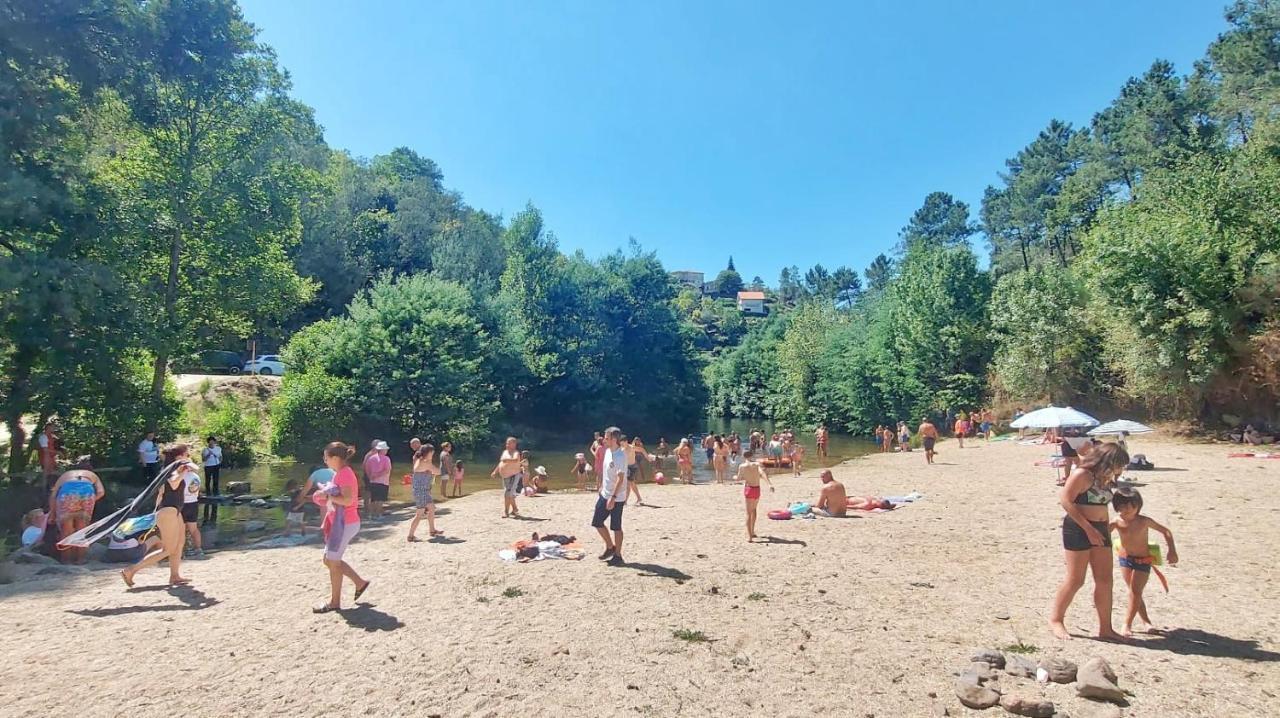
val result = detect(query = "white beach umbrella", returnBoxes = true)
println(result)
[1088,420,1154,436]
[1009,405,1100,429]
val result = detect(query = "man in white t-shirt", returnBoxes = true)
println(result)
[591,426,629,566]
[138,432,160,481]
[201,436,223,525]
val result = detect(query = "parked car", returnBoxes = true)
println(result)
[243,354,287,376]
[174,350,243,375]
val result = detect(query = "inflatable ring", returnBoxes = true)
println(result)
[767,509,792,520]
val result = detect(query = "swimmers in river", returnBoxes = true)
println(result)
[702,433,716,465]
[736,450,774,542]
[1110,489,1178,636]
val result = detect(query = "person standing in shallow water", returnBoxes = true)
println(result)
[592,427,628,566]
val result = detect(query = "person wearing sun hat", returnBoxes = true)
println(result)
[363,439,392,520]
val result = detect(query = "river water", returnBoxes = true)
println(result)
[11,420,875,548]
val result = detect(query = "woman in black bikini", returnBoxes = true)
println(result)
[1049,442,1129,641]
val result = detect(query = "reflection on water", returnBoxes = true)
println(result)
[11,420,874,548]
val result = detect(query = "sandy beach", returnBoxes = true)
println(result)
[2,437,1277,717]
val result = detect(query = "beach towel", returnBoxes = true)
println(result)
[58,461,182,549]
[1229,452,1280,459]
[1035,458,1067,468]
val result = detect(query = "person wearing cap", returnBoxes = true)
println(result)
[363,439,392,520]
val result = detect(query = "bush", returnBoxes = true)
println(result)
[270,370,357,458]
[60,359,185,466]
[199,395,262,467]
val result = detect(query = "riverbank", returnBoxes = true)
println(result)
[1,437,1276,716]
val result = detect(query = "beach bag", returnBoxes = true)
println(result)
[1127,454,1154,470]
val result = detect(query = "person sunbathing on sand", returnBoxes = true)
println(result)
[811,470,847,517]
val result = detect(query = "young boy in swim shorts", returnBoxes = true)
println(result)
[736,450,774,542]
[1110,489,1178,636]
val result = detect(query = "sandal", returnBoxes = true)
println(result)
[430,530,444,536]
[354,580,371,601]
[312,603,339,614]
[407,536,422,542]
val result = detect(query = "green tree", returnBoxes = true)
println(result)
[898,191,975,253]
[102,0,318,420]
[988,266,1102,404]
[715,268,744,297]
[863,254,894,293]
[1196,0,1280,145]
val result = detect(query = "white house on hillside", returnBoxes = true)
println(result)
[736,290,766,315]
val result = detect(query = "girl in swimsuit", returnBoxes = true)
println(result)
[48,459,104,564]
[1049,442,1129,641]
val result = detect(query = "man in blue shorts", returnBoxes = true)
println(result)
[592,426,629,566]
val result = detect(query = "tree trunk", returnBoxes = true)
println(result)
[4,348,35,479]
[148,222,185,426]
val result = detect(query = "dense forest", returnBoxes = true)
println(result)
[2,0,1277,475]
[708,1,1280,432]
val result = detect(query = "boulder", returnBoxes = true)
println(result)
[12,549,58,565]
[1076,657,1125,704]
[243,520,268,533]
[1005,654,1038,678]
[227,481,251,496]
[955,679,1000,710]
[35,564,89,577]
[1084,705,1122,718]
[999,694,1055,718]
[966,661,998,682]
[971,649,1007,669]
[1038,657,1077,683]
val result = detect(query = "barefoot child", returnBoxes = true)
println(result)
[1110,489,1178,635]
[451,460,464,497]
[285,479,306,537]
[736,450,774,542]
[791,442,805,477]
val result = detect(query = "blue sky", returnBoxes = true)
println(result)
[240,0,1227,283]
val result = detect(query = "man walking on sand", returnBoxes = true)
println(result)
[918,418,939,465]
[592,427,628,566]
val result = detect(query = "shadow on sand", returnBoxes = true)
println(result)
[754,536,808,547]
[622,562,693,581]
[338,602,404,632]
[1127,628,1280,662]
[67,585,220,617]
